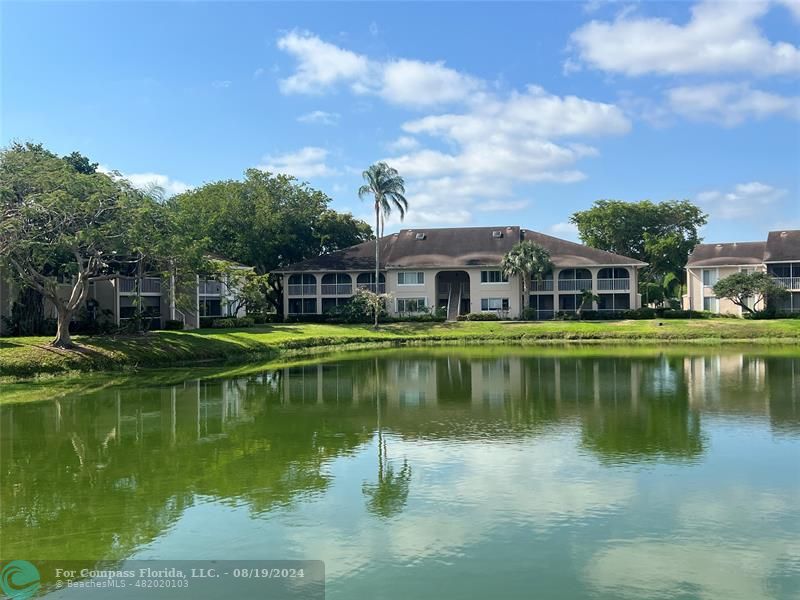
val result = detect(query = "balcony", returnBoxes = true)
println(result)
[558,279,593,292]
[321,283,353,296]
[356,283,386,294]
[119,277,161,294]
[597,278,630,291]
[530,279,554,292]
[773,276,800,290]
[287,284,317,296]
[199,280,223,295]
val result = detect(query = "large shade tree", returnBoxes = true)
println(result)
[169,169,372,314]
[0,143,175,347]
[570,199,707,283]
[358,162,408,327]
[712,271,788,314]
[501,241,553,310]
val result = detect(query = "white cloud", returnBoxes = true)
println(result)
[277,30,480,107]
[277,30,370,94]
[475,199,530,212]
[252,67,265,79]
[570,1,800,76]
[98,165,191,197]
[386,136,420,152]
[379,59,482,107]
[667,83,800,126]
[258,146,337,178]
[212,80,231,89]
[548,221,581,241]
[297,110,340,125]
[277,31,631,226]
[696,181,787,219]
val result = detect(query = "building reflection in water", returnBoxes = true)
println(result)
[1,350,798,581]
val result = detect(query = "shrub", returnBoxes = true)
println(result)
[519,307,538,321]
[210,316,255,328]
[660,309,713,319]
[620,308,657,319]
[163,319,185,330]
[457,312,500,321]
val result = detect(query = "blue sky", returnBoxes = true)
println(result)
[2,1,799,243]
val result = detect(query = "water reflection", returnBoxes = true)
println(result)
[1,350,799,599]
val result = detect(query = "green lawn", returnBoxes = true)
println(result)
[1,319,799,380]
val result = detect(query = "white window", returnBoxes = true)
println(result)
[397,271,424,285]
[480,270,508,283]
[703,297,719,312]
[397,297,427,313]
[702,269,718,286]
[480,298,509,311]
[740,267,755,274]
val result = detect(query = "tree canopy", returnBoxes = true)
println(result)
[570,200,707,281]
[501,241,553,309]
[169,169,372,312]
[0,142,184,346]
[712,271,788,314]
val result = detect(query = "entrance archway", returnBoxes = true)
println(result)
[435,271,470,320]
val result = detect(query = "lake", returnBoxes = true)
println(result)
[1,347,799,599]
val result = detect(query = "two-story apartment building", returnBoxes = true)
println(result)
[0,263,251,334]
[684,229,800,315]
[279,226,646,320]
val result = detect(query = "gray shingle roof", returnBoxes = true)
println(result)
[280,226,647,272]
[764,230,800,262]
[522,230,646,267]
[686,241,766,267]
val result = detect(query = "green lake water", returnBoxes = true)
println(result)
[1,348,799,599]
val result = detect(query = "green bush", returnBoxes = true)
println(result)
[661,309,713,319]
[621,308,657,319]
[210,317,255,328]
[457,312,500,321]
[746,309,800,320]
[250,313,280,325]
[163,319,185,330]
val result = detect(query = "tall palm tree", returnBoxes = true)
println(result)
[358,162,408,327]
[501,241,553,311]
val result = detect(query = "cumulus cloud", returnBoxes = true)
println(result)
[258,146,337,178]
[548,221,581,241]
[277,30,370,94]
[276,31,631,225]
[98,165,191,197]
[667,83,800,126]
[696,181,787,219]
[297,110,340,125]
[277,30,480,107]
[569,1,800,76]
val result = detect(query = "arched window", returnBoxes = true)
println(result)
[356,272,386,292]
[598,268,629,280]
[287,274,316,296]
[288,274,316,285]
[557,269,592,291]
[321,273,352,295]
[321,273,352,285]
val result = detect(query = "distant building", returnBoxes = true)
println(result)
[684,229,800,315]
[0,259,251,334]
[278,226,646,320]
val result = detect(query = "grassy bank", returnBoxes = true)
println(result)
[1,319,799,380]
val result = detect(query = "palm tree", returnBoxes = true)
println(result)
[358,162,408,327]
[501,241,553,311]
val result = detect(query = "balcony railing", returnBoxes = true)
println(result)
[321,283,353,296]
[596,278,630,291]
[199,280,223,295]
[530,279,554,292]
[557,279,593,291]
[773,276,800,290]
[356,283,386,293]
[119,277,161,294]
[287,284,317,296]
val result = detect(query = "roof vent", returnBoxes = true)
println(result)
[492,230,503,238]
[415,232,426,240]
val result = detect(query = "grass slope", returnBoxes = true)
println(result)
[1,319,799,380]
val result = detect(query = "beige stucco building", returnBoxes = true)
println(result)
[683,230,800,315]
[279,226,646,320]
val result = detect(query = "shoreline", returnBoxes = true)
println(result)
[1,319,799,383]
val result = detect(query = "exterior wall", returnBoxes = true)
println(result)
[529,266,641,317]
[684,265,767,315]
[283,265,641,320]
